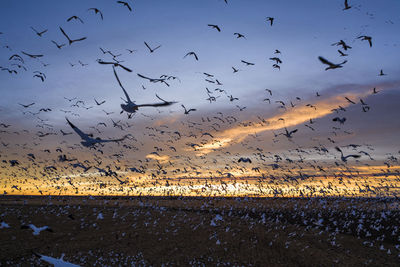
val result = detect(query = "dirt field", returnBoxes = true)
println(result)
[0,195,399,266]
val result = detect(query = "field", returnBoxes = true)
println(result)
[0,196,399,266]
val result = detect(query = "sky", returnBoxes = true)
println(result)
[0,0,400,197]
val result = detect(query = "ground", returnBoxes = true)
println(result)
[0,196,399,266]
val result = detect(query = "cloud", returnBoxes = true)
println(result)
[195,85,374,154]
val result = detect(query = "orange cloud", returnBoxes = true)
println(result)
[196,90,371,154]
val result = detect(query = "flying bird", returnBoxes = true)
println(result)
[51,40,66,49]
[241,60,254,66]
[234,33,246,39]
[357,35,372,47]
[266,17,274,26]
[332,117,346,124]
[59,27,87,45]
[87,8,103,20]
[184,52,199,61]
[238,157,252,163]
[144,41,161,53]
[207,24,221,32]
[318,56,347,70]
[67,15,84,24]
[21,224,53,235]
[97,59,132,72]
[343,0,352,10]
[335,147,361,162]
[117,1,132,11]
[30,27,47,37]
[181,104,196,114]
[66,117,127,147]
[113,67,176,116]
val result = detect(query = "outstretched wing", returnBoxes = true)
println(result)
[113,66,132,103]
[59,27,70,41]
[318,56,334,66]
[66,118,90,141]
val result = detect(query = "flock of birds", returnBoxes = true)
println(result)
[0,0,398,199]
[0,0,399,265]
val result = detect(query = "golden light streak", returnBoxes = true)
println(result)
[196,90,371,154]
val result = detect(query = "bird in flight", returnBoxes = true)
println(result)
[238,157,252,163]
[113,67,176,116]
[335,147,361,162]
[318,56,347,70]
[66,117,127,147]
[144,41,161,53]
[94,98,106,106]
[207,24,221,32]
[332,117,346,124]
[117,1,132,11]
[21,224,53,235]
[241,60,255,66]
[59,27,87,45]
[67,15,84,24]
[97,59,132,72]
[332,40,352,50]
[338,50,348,57]
[181,104,196,114]
[281,127,298,139]
[19,102,35,108]
[343,0,352,10]
[51,40,66,49]
[357,35,372,47]
[378,69,386,76]
[21,51,43,58]
[87,8,103,20]
[266,17,274,26]
[234,33,246,39]
[184,52,199,61]
[30,27,47,37]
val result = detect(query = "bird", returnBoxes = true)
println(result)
[19,103,35,108]
[318,56,347,70]
[265,89,272,96]
[59,27,87,45]
[207,24,221,32]
[66,117,127,147]
[233,33,246,39]
[378,69,386,76]
[238,157,252,163]
[241,60,255,66]
[332,117,346,124]
[338,50,348,57]
[113,67,176,116]
[20,224,53,235]
[269,57,282,64]
[335,147,361,162]
[144,41,161,53]
[97,59,132,72]
[266,17,274,26]
[87,8,103,20]
[184,52,199,61]
[181,104,196,114]
[343,0,351,10]
[345,97,356,104]
[372,87,379,94]
[232,66,240,73]
[357,35,372,47]
[67,15,84,23]
[281,128,298,139]
[30,27,47,37]
[332,40,352,50]
[51,40,66,49]
[117,1,132,11]
[94,99,106,106]
[21,51,43,58]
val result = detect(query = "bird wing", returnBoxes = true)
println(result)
[117,63,132,72]
[71,37,87,43]
[113,66,132,103]
[144,41,151,51]
[66,118,90,141]
[59,27,71,41]
[318,56,334,67]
